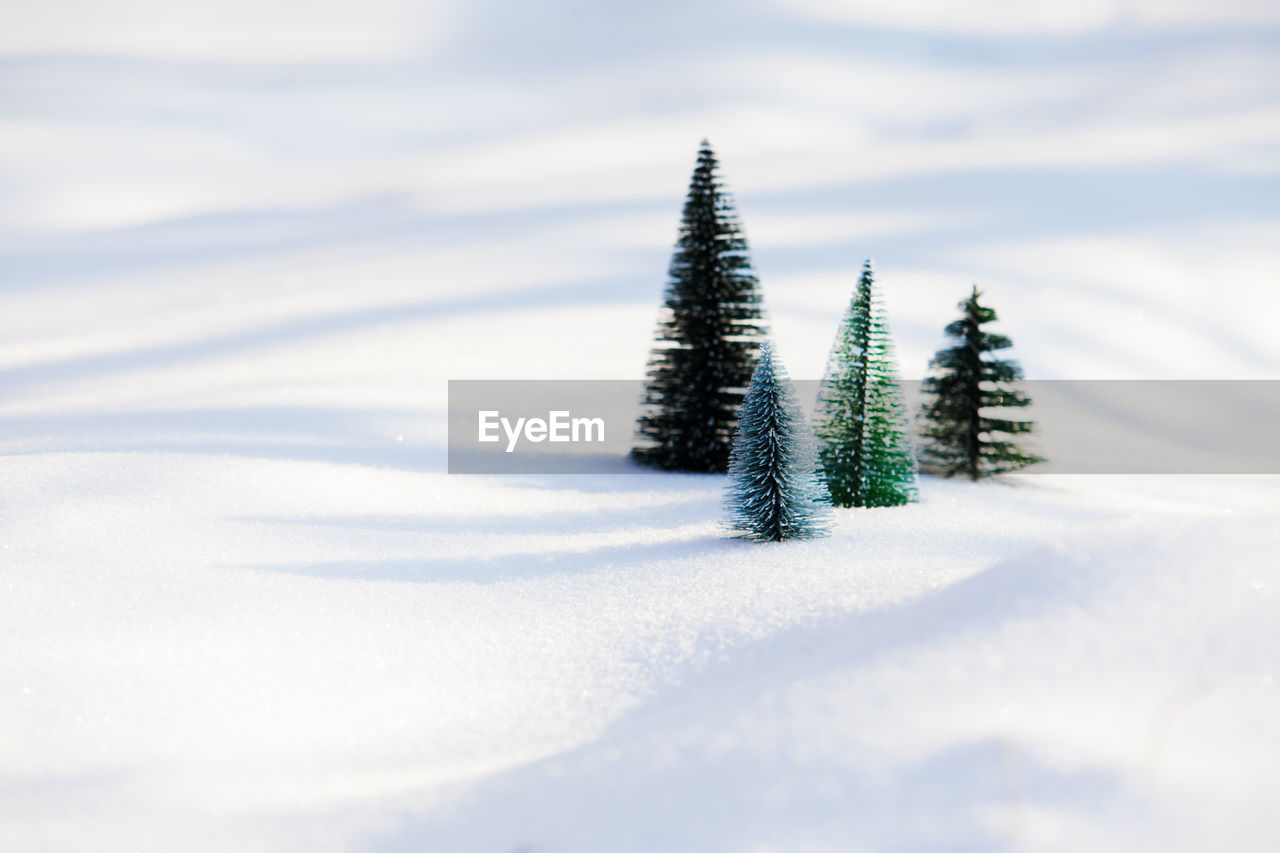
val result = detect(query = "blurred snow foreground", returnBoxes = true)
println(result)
[2,0,1280,851]
[3,464,1278,852]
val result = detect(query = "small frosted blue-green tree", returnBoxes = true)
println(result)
[724,341,832,541]
[816,260,918,507]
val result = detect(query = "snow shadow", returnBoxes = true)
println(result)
[0,194,664,294]
[238,492,717,537]
[227,535,730,584]
[6,165,1269,299]
[367,734,1130,852]
[0,278,642,397]
[754,166,1280,269]
[362,534,1143,848]
[0,406,445,472]
[622,536,1126,718]
[473,470,726,493]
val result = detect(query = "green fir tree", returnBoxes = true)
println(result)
[724,341,831,541]
[633,140,768,472]
[815,260,918,507]
[920,286,1043,480]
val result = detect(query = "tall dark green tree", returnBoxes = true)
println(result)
[633,140,768,472]
[724,341,831,541]
[920,286,1043,480]
[815,260,918,507]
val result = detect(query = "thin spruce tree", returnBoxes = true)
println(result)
[633,140,768,472]
[920,286,1043,480]
[724,341,832,541]
[815,260,918,507]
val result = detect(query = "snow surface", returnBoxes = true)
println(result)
[3,2,1280,851]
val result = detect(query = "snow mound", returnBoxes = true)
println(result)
[371,514,1280,853]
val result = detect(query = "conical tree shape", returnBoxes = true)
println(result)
[724,341,832,541]
[633,140,768,472]
[815,260,918,507]
[920,286,1044,480]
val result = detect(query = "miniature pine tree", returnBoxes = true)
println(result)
[724,341,832,541]
[633,140,768,473]
[920,286,1043,480]
[815,260,918,507]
